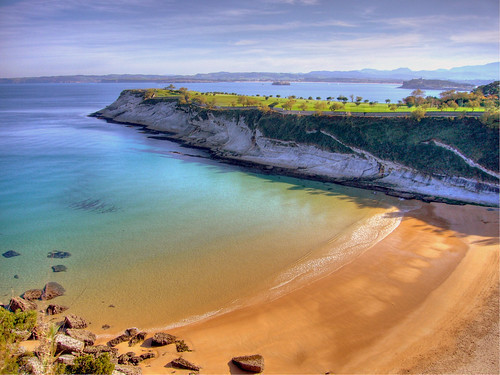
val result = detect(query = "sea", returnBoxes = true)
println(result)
[0,82,411,332]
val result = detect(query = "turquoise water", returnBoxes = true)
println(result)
[0,83,400,332]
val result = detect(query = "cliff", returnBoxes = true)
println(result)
[91,90,499,206]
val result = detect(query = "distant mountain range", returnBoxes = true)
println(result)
[1,62,498,85]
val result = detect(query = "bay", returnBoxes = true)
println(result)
[0,83,403,331]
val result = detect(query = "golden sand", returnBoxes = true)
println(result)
[96,202,499,374]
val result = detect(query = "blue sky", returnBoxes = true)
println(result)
[0,0,498,77]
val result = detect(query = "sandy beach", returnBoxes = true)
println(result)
[95,202,499,374]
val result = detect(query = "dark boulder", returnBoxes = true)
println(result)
[9,297,37,312]
[22,289,43,301]
[107,334,129,347]
[52,265,67,272]
[139,352,154,361]
[118,352,136,365]
[66,329,96,345]
[46,304,69,315]
[125,327,139,336]
[175,339,191,352]
[128,331,147,346]
[232,354,265,373]
[151,332,176,346]
[170,357,200,371]
[64,314,88,329]
[41,282,65,300]
[2,250,20,258]
[47,251,71,259]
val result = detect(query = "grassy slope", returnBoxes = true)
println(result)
[126,89,498,182]
[150,89,485,113]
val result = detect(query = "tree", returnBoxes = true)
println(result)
[314,101,327,114]
[144,89,156,99]
[411,107,426,122]
[467,99,480,111]
[330,102,345,111]
[411,89,425,98]
[282,99,296,110]
[355,96,363,106]
[389,104,398,112]
[385,99,391,104]
[349,94,354,102]
[337,95,348,103]
[166,84,175,90]
[299,102,308,111]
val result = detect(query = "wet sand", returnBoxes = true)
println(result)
[99,202,499,374]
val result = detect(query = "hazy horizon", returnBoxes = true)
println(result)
[0,0,498,78]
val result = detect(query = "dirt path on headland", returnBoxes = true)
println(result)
[107,203,499,374]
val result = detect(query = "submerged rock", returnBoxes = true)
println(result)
[41,282,65,300]
[22,289,43,301]
[46,304,69,315]
[151,332,176,346]
[9,296,37,312]
[2,250,20,258]
[47,251,71,259]
[232,354,265,373]
[52,265,67,272]
[170,357,200,371]
[66,328,96,345]
[64,314,88,329]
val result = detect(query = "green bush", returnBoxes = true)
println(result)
[66,354,114,375]
[0,308,37,374]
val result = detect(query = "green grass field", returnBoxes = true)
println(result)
[149,89,486,113]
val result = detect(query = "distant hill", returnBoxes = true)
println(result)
[1,62,498,85]
[399,79,475,90]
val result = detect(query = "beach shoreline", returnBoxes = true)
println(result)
[92,202,498,374]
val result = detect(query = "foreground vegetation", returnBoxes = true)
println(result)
[0,309,114,375]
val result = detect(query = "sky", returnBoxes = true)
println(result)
[0,0,498,77]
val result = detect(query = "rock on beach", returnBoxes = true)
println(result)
[9,296,37,312]
[151,332,177,346]
[64,314,88,329]
[232,354,265,373]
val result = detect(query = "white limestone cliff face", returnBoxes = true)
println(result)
[93,92,499,206]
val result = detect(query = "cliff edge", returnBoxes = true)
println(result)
[91,90,499,206]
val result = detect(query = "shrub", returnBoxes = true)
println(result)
[0,308,37,374]
[66,353,114,375]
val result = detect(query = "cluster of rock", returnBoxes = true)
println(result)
[5,280,266,374]
[6,282,67,316]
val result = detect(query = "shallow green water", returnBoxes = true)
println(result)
[0,83,401,332]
